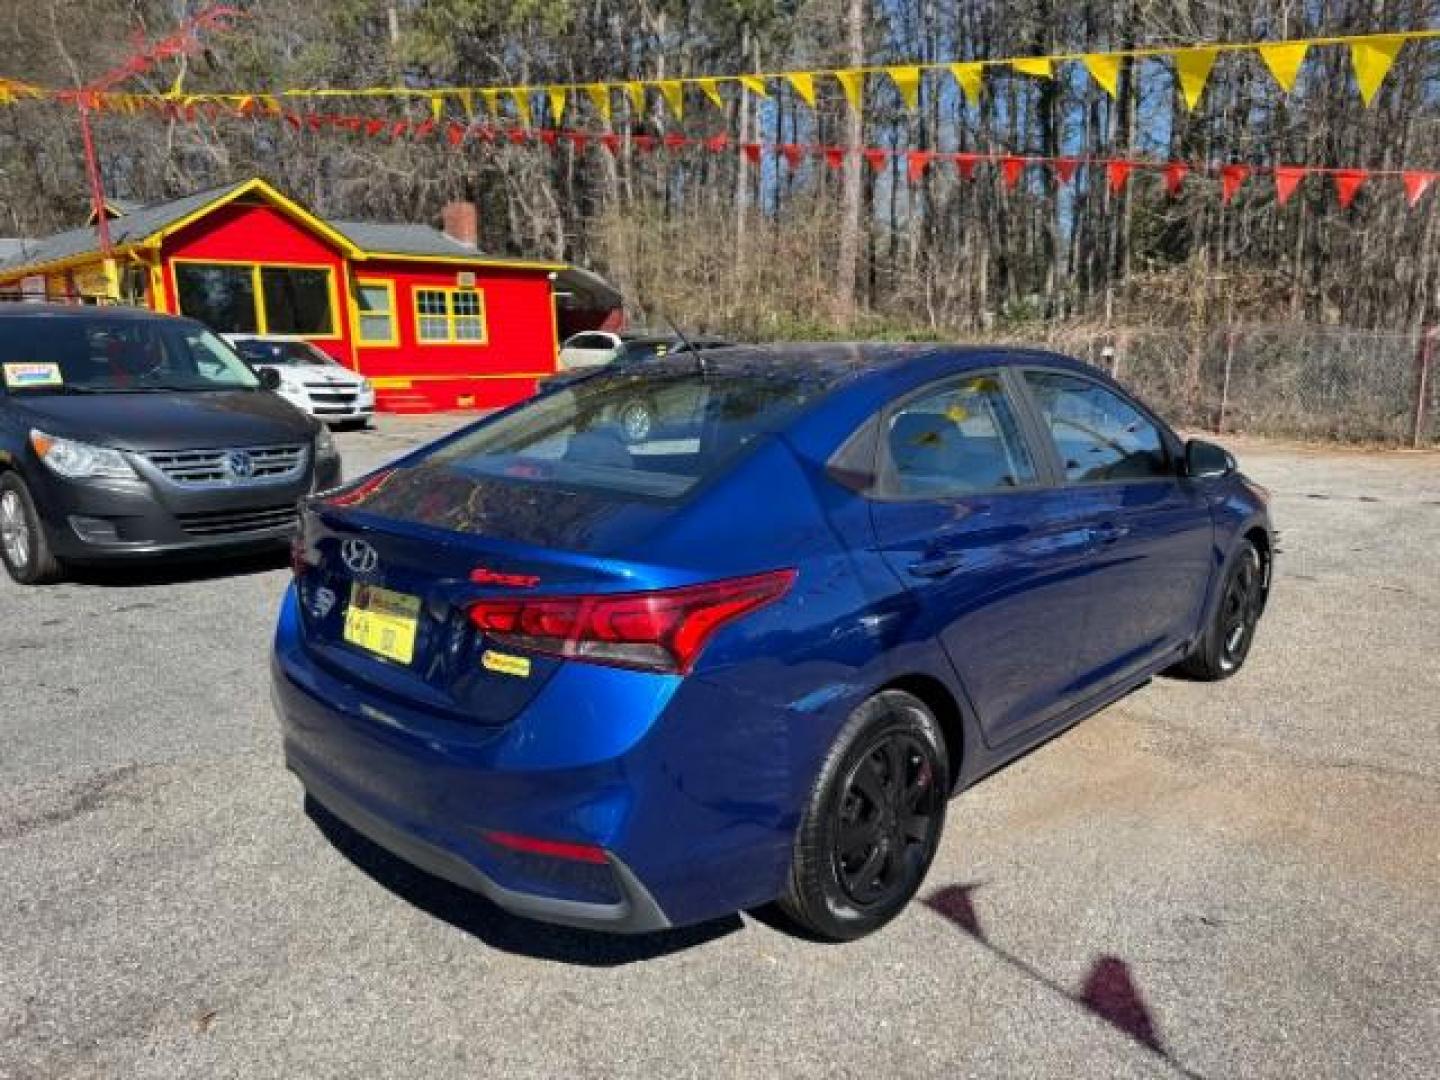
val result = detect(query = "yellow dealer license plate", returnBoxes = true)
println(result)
[343,583,420,664]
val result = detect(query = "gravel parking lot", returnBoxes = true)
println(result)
[2,418,1437,1079]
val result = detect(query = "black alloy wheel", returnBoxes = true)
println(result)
[1171,538,1266,681]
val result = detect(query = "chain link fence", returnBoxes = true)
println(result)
[1021,324,1439,447]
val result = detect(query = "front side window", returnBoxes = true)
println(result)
[884,373,1038,497]
[174,262,335,337]
[415,288,486,344]
[355,281,396,344]
[1024,371,1170,483]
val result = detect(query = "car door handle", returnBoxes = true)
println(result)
[1090,521,1131,546]
[908,553,966,578]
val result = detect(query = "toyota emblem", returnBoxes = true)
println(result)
[226,450,255,480]
[340,538,380,576]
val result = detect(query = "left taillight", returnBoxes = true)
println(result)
[465,568,796,674]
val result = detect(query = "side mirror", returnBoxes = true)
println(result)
[257,367,281,391]
[1185,438,1235,479]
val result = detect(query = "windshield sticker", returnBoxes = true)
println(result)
[481,650,532,678]
[2,362,64,389]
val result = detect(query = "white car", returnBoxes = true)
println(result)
[557,331,622,371]
[229,338,375,427]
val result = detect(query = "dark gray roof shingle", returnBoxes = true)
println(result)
[330,221,483,260]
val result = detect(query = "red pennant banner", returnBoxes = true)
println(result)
[1403,171,1437,207]
[1106,160,1132,194]
[364,118,386,137]
[283,112,302,130]
[1001,157,1025,190]
[1053,157,1079,184]
[823,147,845,171]
[389,120,410,138]
[1333,169,1368,209]
[1273,165,1307,206]
[413,119,436,139]
[704,133,730,153]
[445,122,466,147]
[599,132,620,154]
[506,128,528,145]
[1220,164,1250,204]
[632,134,656,153]
[741,142,761,165]
[863,148,889,172]
[780,143,805,170]
[565,130,589,151]
[537,129,557,147]
[663,132,687,150]
[907,150,935,183]
[953,153,979,179]
[1164,164,1188,195]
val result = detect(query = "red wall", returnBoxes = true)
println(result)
[160,201,356,367]
[355,260,557,411]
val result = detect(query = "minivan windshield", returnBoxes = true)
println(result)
[425,364,828,499]
[235,340,335,367]
[0,314,260,394]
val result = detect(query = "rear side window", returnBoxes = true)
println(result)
[425,368,830,499]
[884,373,1038,497]
[1023,371,1169,483]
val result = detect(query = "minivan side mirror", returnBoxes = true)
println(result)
[256,367,281,391]
[1185,438,1235,479]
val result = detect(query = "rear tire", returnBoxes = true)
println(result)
[780,690,949,941]
[0,473,63,585]
[1172,539,1265,681]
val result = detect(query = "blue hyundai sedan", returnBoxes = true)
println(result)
[273,345,1272,940]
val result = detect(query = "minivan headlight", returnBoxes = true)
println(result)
[29,430,137,480]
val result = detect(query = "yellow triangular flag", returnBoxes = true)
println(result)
[887,65,922,109]
[585,84,611,123]
[738,75,769,98]
[949,62,983,107]
[834,70,865,112]
[698,78,724,109]
[785,72,816,107]
[625,81,646,116]
[459,90,474,118]
[430,95,445,123]
[1172,47,1217,110]
[1011,57,1053,78]
[1082,53,1123,98]
[510,88,532,127]
[1351,35,1405,106]
[658,80,684,119]
[480,89,501,117]
[1257,41,1308,93]
[546,85,566,124]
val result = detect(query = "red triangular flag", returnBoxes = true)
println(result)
[413,119,436,139]
[565,130,588,152]
[823,147,845,171]
[1273,165,1307,206]
[953,153,979,179]
[663,132,687,150]
[599,132,621,154]
[364,118,386,138]
[1403,171,1437,207]
[342,116,364,133]
[474,125,496,143]
[907,150,935,183]
[1052,157,1079,184]
[704,133,730,153]
[506,128,529,145]
[1333,169,1367,209]
[1106,160,1132,194]
[863,148,889,172]
[632,134,656,153]
[537,129,557,147]
[1001,156,1025,190]
[1220,164,1250,204]
[1163,163,1188,196]
[741,142,762,165]
[390,120,410,139]
[283,112,302,131]
[445,122,466,147]
[780,144,805,170]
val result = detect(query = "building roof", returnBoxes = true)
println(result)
[0,178,567,277]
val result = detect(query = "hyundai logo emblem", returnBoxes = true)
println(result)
[225,450,255,480]
[341,538,380,576]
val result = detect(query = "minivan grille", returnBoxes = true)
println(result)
[144,444,308,488]
[175,504,297,537]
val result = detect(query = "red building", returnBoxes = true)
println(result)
[0,178,618,412]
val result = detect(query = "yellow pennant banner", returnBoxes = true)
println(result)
[15,29,1432,119]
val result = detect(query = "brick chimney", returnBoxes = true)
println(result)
[441,201,479,249]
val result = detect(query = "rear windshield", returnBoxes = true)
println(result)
[424,367,826,499]
[0,314,260,393]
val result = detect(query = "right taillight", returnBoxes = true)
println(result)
[466,568,796,674]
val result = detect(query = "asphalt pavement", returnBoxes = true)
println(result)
[2,420,1437,1079]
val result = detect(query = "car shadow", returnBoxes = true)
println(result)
[304,796,742,966]
[62,547,289,588]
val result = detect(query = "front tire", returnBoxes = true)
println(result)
[780,690,949,941]
[0,473,63,585]
[1172,539,1266,681]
